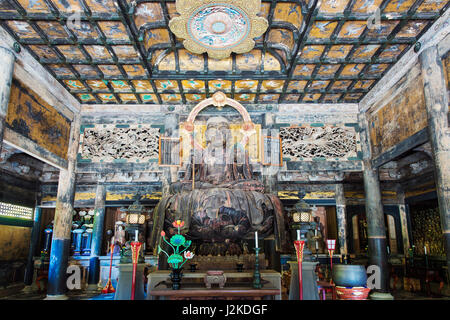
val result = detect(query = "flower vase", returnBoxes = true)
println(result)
[170,268,183,290]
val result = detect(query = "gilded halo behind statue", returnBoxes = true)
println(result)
[168,0,268,59]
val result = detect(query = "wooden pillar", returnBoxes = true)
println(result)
[359,113,392,298]
[0,46,15,153]
[163,112,179,194]
[396,184,410,254]
[262,112,279,194]
[335,183,348,255]
[87,180,107,290]
[419,45,450,276]
[23,205,42,291]
[46,116,81,299]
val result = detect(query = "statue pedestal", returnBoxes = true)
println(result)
[288,261,319,300]
[114,263,146,300]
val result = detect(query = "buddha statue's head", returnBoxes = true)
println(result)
[205,116,232,149]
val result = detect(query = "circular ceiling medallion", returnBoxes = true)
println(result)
[169,0,268,59]
[188,4,250,50]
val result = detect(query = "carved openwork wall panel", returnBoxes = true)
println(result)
[79,124,160,163]
[280,125,360,161]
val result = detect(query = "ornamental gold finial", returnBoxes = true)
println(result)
[212,91,227,107]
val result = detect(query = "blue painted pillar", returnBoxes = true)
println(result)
[359,113,393,300]
[87,182,107,290]
[46,116,81,299]
[23,206,42,289]
[419,46,450,282]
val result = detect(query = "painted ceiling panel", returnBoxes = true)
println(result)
[74,64,100,77]
[0,0,447,105]
[209,80,232,92]
[185,93,206,102]
[51,0,83,14]
[235,79,259,92]
[325,45,352,60]
[208,56,233,71]
[287,80,308,92]
[132,80,153,92]
[70,22,99,40]
[351,0,383,13]
[181,80,205,92]
[319,0,350,14]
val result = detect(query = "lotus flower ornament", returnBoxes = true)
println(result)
[169,0,268,59]
[158,220,192,270]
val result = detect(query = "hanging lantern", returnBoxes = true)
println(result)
[327,239,336,251]
[125,199,146,225]
[125,213,146,224]
[292,191,312,223]
[293,211,312,223]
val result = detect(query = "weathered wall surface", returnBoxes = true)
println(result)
[0,170,38,208]
[367,64,428,158]
[0,224,31,287]
[0,225,31,261]
[444,52,450,107]
[6,79,71,160]
[410,202,445,256]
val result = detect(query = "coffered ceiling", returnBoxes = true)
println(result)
[0,0,448,105]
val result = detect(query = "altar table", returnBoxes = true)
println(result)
[149,287,280,300]
[147,270,282,300]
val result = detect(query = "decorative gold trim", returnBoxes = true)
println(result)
[182,91,254,132]
[169,0,268,59]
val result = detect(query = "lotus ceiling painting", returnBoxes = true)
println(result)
[169,0,269,59]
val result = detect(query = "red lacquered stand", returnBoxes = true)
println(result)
[102,244,116,294]
[130,241,142,300]
[293,240,305,300]
[326,239,336,284]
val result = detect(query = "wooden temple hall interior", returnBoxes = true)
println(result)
[0,0,448,302]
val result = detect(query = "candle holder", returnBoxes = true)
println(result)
[102,243,116,294]
[130,241,142,300]
[253,247,262,289]
[294,240,305,300]
[326,239,336,284]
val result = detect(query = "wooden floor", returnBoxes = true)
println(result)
[0,282,449,300]
[149,286,280,300]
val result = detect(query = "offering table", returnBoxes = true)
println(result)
[149,286,280,300]
[147,270,281,300]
